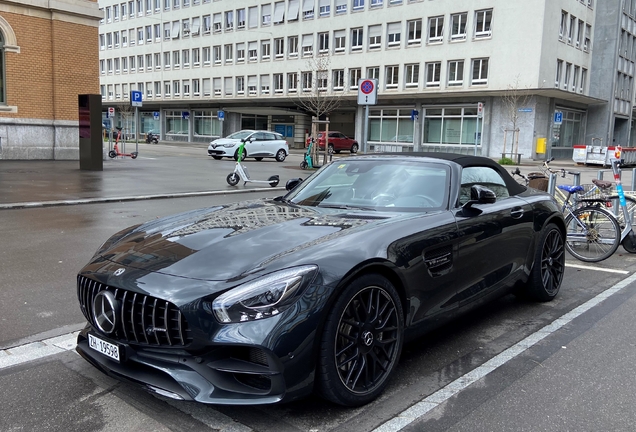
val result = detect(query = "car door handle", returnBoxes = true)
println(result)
[510,207,524,219]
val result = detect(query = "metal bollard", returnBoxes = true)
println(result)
[547,172,557,196]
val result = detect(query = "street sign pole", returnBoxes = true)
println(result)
[364,105,369,154]
[135,106,139,154]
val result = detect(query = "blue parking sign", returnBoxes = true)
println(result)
[554,111,563,125]
[182,111,190,120]
[218,110,225,121]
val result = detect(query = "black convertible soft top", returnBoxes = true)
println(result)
[372,152,527,196]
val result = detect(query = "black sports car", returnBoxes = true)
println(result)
[76,153,566,407]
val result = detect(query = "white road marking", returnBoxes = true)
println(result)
[373,270,636,432]
[565,262,630,274]
[0,332,79,370]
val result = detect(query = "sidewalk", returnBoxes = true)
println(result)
[1,145,633,208]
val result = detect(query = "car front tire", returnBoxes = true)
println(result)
[317,274,404,406]
[233,148,247,161]
[351,143,359,153]
[212,156,223,160]
[526,223,565,301]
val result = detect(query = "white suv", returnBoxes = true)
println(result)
[208,130,289,162]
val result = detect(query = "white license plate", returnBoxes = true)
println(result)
[88,333,121,362]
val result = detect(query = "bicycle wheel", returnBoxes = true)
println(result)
[605,195,636,229]
[564,206,621,262]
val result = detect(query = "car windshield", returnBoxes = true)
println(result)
[226,131,253,140]
[286,159,449,212]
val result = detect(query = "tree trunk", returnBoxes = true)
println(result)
[322,118,330,166]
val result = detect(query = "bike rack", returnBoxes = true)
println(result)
[597,167,636,192]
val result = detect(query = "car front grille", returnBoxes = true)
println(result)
[77,275,192,347]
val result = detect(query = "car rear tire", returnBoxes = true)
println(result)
[275,149,286,162]
[525,223,565,301]
[317,274,404,406]
[351,143,359,153]
[212,156,223,160]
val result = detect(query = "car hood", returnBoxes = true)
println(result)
[98,199,407,282]
[208,138,238,147]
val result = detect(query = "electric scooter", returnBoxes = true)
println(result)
[300,137,323,169]
[108,127,138,159]
[226,139,279,187]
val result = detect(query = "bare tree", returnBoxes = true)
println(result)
[117,100,137,141]
[295,56,346,165]
[501,75,533,159]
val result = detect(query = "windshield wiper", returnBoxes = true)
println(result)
[317,204,376,211]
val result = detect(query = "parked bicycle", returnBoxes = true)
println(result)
[512,154,635,261]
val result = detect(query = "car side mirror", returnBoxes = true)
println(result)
[286,178,304,191]
[463,185,496,209]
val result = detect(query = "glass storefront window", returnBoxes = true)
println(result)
[423,106,482,146]
[194,110,222,140]
[165,110,189,135]
[368,108,414,143]
[140,112,159,133]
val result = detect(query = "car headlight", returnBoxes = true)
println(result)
[212,265,318,323]
[222,143,236,148]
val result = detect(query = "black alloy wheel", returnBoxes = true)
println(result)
[351,143,359,153]
[526,223,565,301]
[318,274,404,406]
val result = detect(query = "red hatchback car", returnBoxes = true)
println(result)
[308,131,359,154]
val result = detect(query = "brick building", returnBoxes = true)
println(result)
[0,0,101,160]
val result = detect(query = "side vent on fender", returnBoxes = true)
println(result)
[424,245,453,276]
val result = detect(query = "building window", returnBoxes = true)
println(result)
[182,80,190,97]
[226,10,234,31]
[559,11,567,41]
[367,66,379,80]
[224,77,233,96]
[273,2,285,24]
[302,71,313,92]
[422,107,482,146]
[163,51,171,68]
[262,40,271,60]
[564,62,571,90]
[474,9,492,38]
[351,28,363,51]
[580,68,587,93]
[288,35,299,57]
[317,70,327,91]
[213,13,222,32]
[425,62,441,87]
[236,43,245,62]
[387,22,401,47]
[572,65,580,92]
[274,73,284,93]
[450,12,467,40]
[288,72,298,93]
[447,60,464,86]
[385,65,399,89]
[407,19,422,45]
[405,63,419,88]
[154,53,161,69]
[568,15,575,44]
[369,25,381,49]
[370,0,382,7]
[576,19,583,48]
[115,58,121,73]
[173,80,180,96]
[192,48,200,66]
[336,1,347,14]
[248,41,258,61]
[471,58,489,85]
[319,32,329,53]
[275,38,284,58]
[173,50,180,68]
[302,34,313,56]
[353,0,364,11]
[237,9,246,28]
[428,16,444,43]
[350,68,362,89]
[303,0,314,19]
[213,45,221,64]
[555,59,563,87]
[333,69,345,90]
[334,30,346,52]
[224,44,233,63]
[182,49,190,67]
[203,46,211,65]
[203,15,211,33]
[319,0,331,16]
[262,4,272,25]
[236,76,245,95]
[368,108,414,144]
[583,24,591,52]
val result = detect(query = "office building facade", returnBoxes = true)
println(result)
[98,0,632,159]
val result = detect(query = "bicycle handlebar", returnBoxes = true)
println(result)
[541,159,580,178]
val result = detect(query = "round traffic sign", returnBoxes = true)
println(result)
[108,107,115,115]
[360,80,375,94]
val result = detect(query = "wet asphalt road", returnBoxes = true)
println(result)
[1,144,636,431]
